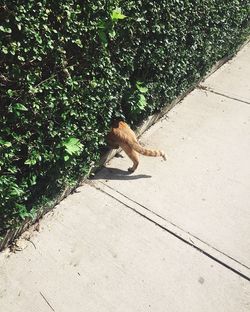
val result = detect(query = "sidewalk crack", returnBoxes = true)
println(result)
[197,85,250,105]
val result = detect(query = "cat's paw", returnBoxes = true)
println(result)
[128,167,135,173]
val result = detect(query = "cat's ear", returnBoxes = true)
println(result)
[111,111,126,126]
[111,119,119,128]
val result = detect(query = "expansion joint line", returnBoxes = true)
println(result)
[89,180,250,282]
[197,85,250,105]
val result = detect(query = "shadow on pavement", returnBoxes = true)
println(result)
[92,167,152,181]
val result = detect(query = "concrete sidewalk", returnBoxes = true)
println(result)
[0,42,250,311]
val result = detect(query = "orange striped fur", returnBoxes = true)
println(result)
[107,121,166,172]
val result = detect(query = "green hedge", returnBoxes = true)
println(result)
[0,0,249,236]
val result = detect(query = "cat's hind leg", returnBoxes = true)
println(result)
[121,144,139,172]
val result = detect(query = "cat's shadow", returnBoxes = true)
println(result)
[92,167,152,181]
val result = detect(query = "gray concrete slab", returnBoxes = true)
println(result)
[95,89,250,270]
[201,42,250,104]
[0,184,249,312]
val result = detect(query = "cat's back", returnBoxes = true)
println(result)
[111,121,137,144]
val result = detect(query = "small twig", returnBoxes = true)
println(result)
[197,84,210,91]
[34,62,78,89]
[40,292,55,311]
[27,238,36,249]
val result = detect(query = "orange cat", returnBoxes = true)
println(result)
[107,120,166,172]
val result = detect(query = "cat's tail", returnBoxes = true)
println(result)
[131,142,166,160]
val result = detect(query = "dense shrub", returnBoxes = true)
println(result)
[0,0,249,236]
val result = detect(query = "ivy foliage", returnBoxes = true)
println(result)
[0,0,249,236]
